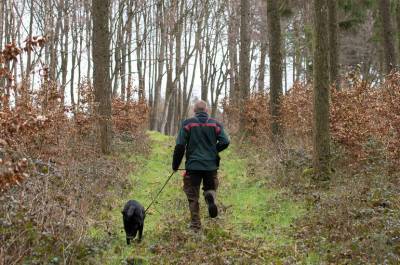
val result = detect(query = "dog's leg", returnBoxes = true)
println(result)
[138,224,143,242]
[127,237,131,245]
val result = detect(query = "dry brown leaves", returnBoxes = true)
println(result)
[224,72,400,168]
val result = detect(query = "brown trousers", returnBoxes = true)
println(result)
[183,171,218,229]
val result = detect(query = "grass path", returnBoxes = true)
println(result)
[91,131,306,264]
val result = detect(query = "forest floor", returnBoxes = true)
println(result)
[86,131,308,264]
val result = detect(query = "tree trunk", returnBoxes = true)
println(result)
[25,0,34,83]
[113,17,122,97]
[70,11,78,109]
[328,0,339,89]
[294,18,302,82]
[379,0,397,74]
[0,1,5,91]
[93,0,112,154]
[85,1,91,80]
[135,14,145,101]
[313,0,331,181]
[151,0,166,131]
[127,0,133,101]
[199,2,210,102]
[60,0,69,106]
[0,1,3,49]
[267,0,283,139]
[50,0,63,81]
[258,0,267,93]
[397,0,400,65]
[239,0,251,128]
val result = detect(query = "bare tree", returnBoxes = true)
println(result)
[239,0,251,128]
[313,0,331,181]
[150,0,166,131]
[266,0,283,139]
[379,0,397,74]
[93,0,112,154]
[258,0,268,93]
[328,0,339,89]
[397,0,400,67]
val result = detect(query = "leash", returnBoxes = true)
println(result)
[144,169,184,214]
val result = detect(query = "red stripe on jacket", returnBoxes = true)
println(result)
[184,122,221,135]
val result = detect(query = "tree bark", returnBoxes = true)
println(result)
[135,13,145,101]
[151,0,166,131]
[85,0,92,81]
[313,0,331,181]
[397,0,400,65]
[379,0,397,74]
[267,0,283,139]
[25,0,34,82]
[70,7,78,109]
[328,0,339,89]
[239,0,251,128]
[258,0,268,93]
[93,0,112,154]
[294,17,302,82]
[0,1,3,49]
[60,0,69,105]
[0,1,5,91]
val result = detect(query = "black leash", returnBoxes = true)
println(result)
[144,170,184,214]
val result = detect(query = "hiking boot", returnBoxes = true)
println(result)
[204,190,218,218]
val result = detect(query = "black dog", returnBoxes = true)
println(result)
[122,200,145,245]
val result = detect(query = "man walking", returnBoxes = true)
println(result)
[172,100,230,231]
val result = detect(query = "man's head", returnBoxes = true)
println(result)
[194,100,208,113]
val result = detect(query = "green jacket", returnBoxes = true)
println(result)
[172,112,230,171]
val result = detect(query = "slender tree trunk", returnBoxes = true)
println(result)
[328,0,339,89]
[258,43,267,93]
[379,0,397,74]
[267,0,283,139]
[127,0,133,101]
[151,0,166,131]
[174,0,184,134]
[164,29,174,134]
[25,0,34,82]
[3,1,11,110]
[50,0,63,80]
[199,2,210,102]
[227,4,239,103]
[284,48,287,93]
[258,0,267,93]
[61,0,69,105]
[85,1,92,80]
[239,0,251,128]
[70,10,78,109]
[0,1,3,49]
[397,0,400,66]
[113,15,122,97]
[294,18,302,82]
[120,28,127,101]
[93,0,112,154]
[0,1,6,92]
[313,0,331,181]
[135,14,145,101]
[77,11,84,89]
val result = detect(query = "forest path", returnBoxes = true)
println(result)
[91,131,306,264]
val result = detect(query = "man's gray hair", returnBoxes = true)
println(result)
[194,100,208,113]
